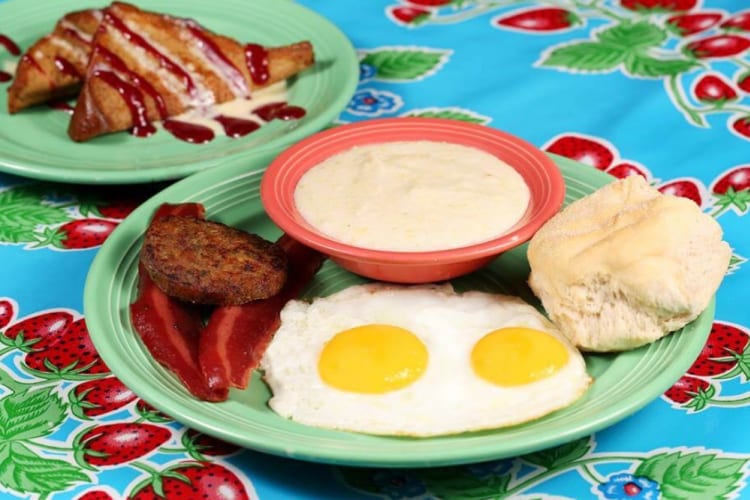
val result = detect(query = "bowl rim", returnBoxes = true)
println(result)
[260,117,565,264]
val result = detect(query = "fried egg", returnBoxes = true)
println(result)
[260,283,591,437]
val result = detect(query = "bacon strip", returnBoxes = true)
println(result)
[152,202,205,219]
[130,202,227,402]
[199,234,325,393]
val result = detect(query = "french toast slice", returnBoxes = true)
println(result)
[68,2,315,142]
[7,9,101,113]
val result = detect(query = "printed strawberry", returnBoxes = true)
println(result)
[713,166,750,194]
[693,73,738,104]
[181,429,240,460]
[0,299,15,329]
[495,8,580,32]
[721,10,750,32]
[664,375,714,411]
[621,0,697,12]
[33,217,118,250]
[657,178,704,206]
[69,376,138,419]
[95,200,141,220]
[74,422,171,467]
[387,6,431,25]
[76,490,115,500]
[52,219,119,249]
[606,162,650,180]
[23,318,109,378]
[2,310,73,351]
[737,72,750,93]
[688,321,750,379]
[544,135,615,171]
[710,165,750,214]
[129,461,250,499]
[76,184,160,221]
[684,35,750,58]
[731,116,750,140]
[667,12,723,36]
[407,0,453,5]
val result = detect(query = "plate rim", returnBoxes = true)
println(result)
[0,0,359,184]
[84,152,714,467]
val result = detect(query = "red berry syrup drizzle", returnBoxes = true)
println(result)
[54,56,82,78]
[95,70,157,137]
[254,102,306,121]
[214,115,260,138]
[0,34,21,82]
[60,27,92,46]
[48,101,75,114]
[244,43,269,85]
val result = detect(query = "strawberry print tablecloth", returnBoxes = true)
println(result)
[1,0,750,498]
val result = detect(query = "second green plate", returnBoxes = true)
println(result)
[0,0,358,184]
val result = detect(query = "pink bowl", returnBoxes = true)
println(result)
[260,118,565,283]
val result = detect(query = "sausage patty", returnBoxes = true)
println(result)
[141,215,288,305]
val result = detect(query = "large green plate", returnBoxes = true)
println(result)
[0,0,358,184]
[84,152,714,468]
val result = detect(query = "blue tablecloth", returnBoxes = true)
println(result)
[1,0,749,498]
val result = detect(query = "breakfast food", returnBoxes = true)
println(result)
[131,203,223,401]
[6,8,101,113]
[141,215,288,305]
[293,141,530,252]
[260,283,591,436]
[131,203,324,402]
[199,234,325,393]
[68,2,314,141]
[7,2,315,142]
[527,175,731,352]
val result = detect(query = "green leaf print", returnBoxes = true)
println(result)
[624,53,697,78]
[597,21,666,49]
[541,42,626,72]
[728,253,746,273]
[714,187,750,214]
[0,184,71,244]
[521,437,592,469]
[635,451,749,499]
[360,49,450,81]
[403,108,490,124]
[0,441,88,494]
[421,468,510,499]
[0,387,66,440]
[540,19,697,79]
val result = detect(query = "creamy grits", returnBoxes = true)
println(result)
[293,141,531,252]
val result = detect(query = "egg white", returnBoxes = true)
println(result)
[260,283,591,437]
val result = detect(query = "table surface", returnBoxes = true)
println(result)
[1,0,749,498]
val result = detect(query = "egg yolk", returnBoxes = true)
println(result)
[318,324,428,394]
[471,327,569,386]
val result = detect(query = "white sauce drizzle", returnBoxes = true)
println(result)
[165,80,288,136]
[2,60,17,76]
[48,36,88,64]
[59,19,94,44]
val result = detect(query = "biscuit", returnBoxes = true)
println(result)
[527,175,731,352]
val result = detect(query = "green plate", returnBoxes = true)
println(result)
[0,0,358,184]
[84,153,714,468]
